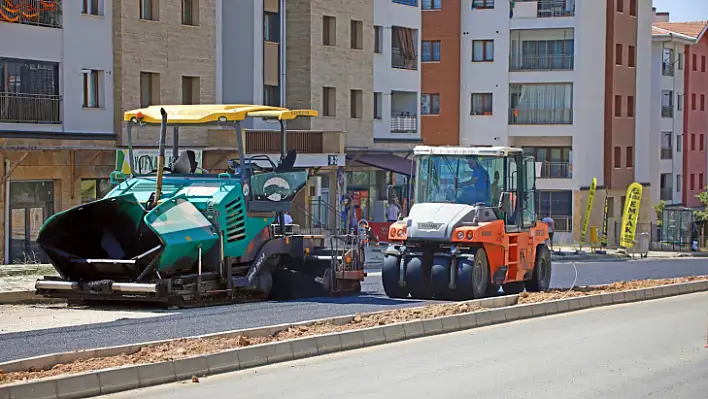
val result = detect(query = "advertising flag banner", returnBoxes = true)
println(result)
[619,182,643,248]
[579,177,597,248]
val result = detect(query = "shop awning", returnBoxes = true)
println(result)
[347,153,416,176]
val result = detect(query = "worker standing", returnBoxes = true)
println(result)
[542,215,555,252]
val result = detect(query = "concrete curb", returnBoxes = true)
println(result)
[0,291,64,305]
[2,280,707,398]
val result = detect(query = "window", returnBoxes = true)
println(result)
[534,191,572,231]
[691,134,696,150]
[82,0,100,15]
[0,58,61,123]
[82,69,100,109]
[471,93,493,115]
[662,48,674,76]
[512,39,575,71]
[81,179,114,204]
[625,146,633,168]
[692,93,696,110]
[509,83,573,124]
[322,86,336,116]
[421,93,440,115]
[616,0,623,12]
[678,94,683,111]
[628,45,635,67]
[678,53,684,70]
[620,196,626,213]
[701,174,705,191]
[374,26,383,53]
[421,41,441,62]
[323,16,336,46]
[607,197,615,217]
[374,92,382,119]
[264,85,279,106]
[615,43,622,65]
[472,0,494,9]
[660,173,673,200]
[661,132,672,159]
[350,20,363,50]
[629,0,636,16]
[350,89,363,118]
[181,76,200,105]
[677,134,683,152]
[615,95,622,117]
[140,72,159,108]
[264,12,279,42]
[701,134,705,151]
[703,55,706,72]
[701,94,705,111]
[627,95,634,117]
[677,174,682,192]
[614,146,621,168]
[140,0,159,21]
[661,90,673,117]
[522,147,572,178]
[473,40,494,62]
[693,54,697,71]
[690,174,695,191]
[181,0,198,26]
[422,0,441,9]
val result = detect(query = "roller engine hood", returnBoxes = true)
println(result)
[404,203,478,241]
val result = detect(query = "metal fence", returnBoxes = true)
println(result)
[0,92,62,124]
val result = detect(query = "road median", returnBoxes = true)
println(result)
[1,275,707,399]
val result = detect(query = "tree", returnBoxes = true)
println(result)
[694,190,708,223]
[653,200,665,226]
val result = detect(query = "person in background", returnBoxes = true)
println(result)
[542,214,555,252]
[276,211,293,225]
[386,199,401,222]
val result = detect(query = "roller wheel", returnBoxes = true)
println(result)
[502,281,525,295]
[463,248,491,299]
[382,255,408,298]
[430,256,458,300]
[405,256,433,299]
[454,258,476,301]
[526,245,552,292]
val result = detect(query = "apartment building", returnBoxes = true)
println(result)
[420,0,654,245]
[0,0,115,263]
[651,16,708,209]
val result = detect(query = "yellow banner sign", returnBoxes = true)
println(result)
[620,182,643,248]
[579,177,597,247]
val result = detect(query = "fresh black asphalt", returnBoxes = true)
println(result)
[1,257,707,363]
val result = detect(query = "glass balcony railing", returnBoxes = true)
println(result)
[510,54,574,71]
[537,161,572,179]
[509,108,573,124]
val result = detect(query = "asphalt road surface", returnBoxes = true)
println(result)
[2,258,708,363]
[101,292,708,399]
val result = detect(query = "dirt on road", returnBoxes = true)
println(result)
[2,276,707,386]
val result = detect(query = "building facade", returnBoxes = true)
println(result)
[0,0,116,263]
[418,0,654,245]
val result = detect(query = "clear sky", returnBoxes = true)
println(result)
[652,0,708,22]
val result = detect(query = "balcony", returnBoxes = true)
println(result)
[510,54,574,71]
[537,161,572,179]
[0,92,62,124]
[391,113,418,133]
[0,0,62,28]
[661,106,673,118]
[514,0,575,18]
[509,108,573,124]
[661,148,672,160]
[245,130,344,154]
[391,26,418,71]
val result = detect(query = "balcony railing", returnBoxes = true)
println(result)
[661,106,674,118]
[0,0,62,28]
[660,188,672,201]
[0,92,62,124]
[509,108,573,124]
[662,63,674,77]
[392,0,418,5]
[660,148,672,159]
[391,113,418,133]
[246,130,325,154]
[535,0,575,17]
[537,161,572,179]
[510,54,574,71]
[392,48,417,70]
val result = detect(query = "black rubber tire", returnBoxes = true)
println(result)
[502,281,526,295]
[470,248,491,299]
[270,268,323,300]
[430,256,456,300]
[486,284,501,296]
[454,258,476,301]
[256,268,273,297]
[382,254,408,298]
[526,245,552,292]
[405,256,433,299]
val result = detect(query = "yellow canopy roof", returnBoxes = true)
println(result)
[123,104,318,124]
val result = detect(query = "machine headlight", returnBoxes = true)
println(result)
[456,231,464,239]
[467,231,474,240]
[242,183,250,196]
[397,229,405,237]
